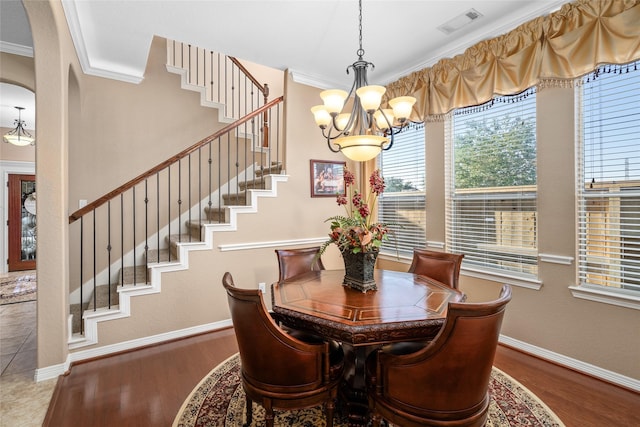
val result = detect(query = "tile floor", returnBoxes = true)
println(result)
[0,272,56,427]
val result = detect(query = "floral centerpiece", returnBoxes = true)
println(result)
[320,168,389,292]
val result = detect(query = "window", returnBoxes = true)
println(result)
[446,89,538,279]
[577,60,640,296]
[378,124,426,257]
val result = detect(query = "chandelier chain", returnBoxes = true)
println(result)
[357,0,364,59]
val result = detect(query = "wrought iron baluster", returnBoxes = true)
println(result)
[188,153,192,241]
[93,209,96,311]
[144,179,148,283]
[120,194,124,286]
[208,142,213,224]
[132,186,137,286]
[107,200,112,307]
[178,159,182,244]
[168,166,171,261]
[80,216,84,334]
[198,147,202,232]
[156,172,160,263]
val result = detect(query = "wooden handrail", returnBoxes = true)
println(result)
[69,96,284,224]
[228,56,269,98]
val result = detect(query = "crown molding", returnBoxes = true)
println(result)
[0,41,33,58]
[61,0,144,84]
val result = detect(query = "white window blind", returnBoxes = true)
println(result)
[577,60,640,294]
[378,124,426,257]
[446,89,538,278]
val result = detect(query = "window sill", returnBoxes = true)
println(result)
[569,285,640,310]
[461,266,542,290]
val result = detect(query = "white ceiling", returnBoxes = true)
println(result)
[1,0,567,129]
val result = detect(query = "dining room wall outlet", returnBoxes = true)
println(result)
[258,283,266,294]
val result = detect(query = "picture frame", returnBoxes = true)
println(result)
[310,159,346,197]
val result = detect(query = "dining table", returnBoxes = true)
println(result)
[271,268,465,426]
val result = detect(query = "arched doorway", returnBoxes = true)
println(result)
[1,83,36,273]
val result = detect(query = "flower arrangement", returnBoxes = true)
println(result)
[321,168,389,255]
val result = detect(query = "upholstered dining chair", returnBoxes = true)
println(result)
[366,285,512,427]
[275,246,325,282]
[408,249,464,289]
[222,272,344,427]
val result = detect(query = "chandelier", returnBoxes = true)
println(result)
[311,0,416,162]
[3,106,35,146]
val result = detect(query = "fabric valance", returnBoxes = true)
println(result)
[385,0,640,118]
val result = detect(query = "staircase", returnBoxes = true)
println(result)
[67,40,285,349]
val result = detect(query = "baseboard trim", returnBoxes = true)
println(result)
[36,320,233,382]
[500,334,640,392]
[34,362,66,382]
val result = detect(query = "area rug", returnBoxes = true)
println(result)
[0,272,37,305]
[173,353,565,427]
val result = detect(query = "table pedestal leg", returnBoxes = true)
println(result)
[339,344,376,426]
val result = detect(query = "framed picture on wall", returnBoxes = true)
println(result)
[310,159,346,197]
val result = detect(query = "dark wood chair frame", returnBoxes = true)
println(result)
[367,285,512,427]
[222,272,343,427]
[408,249,464,289]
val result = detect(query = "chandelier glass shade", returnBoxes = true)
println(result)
[311,0,416,162]
[3,106,35,146]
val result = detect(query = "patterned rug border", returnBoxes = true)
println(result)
[0,273,37,306]
[173,353,239,427]
[490,366,564,425]
[173,353,566,427]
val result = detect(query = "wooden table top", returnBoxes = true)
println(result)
[272,269,464,346]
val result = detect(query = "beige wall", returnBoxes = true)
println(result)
[10,0,638,383]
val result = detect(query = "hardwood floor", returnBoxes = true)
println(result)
[43,328,639,427]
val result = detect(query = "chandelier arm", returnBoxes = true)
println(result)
[325,119,347,140]
[382,132,395,152]
[376,107,394,130]
[327,138,342,153]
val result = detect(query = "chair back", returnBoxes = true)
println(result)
[222,272,327,393]
[275,246,325,282]
[408,249,464,289]
[373,285,512,425]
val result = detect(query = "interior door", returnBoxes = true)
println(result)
[7,174,36,271]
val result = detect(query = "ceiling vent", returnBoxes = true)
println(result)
[437,9,483,35]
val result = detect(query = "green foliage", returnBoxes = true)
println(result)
[384,177,419,192]
[454,115,536,189]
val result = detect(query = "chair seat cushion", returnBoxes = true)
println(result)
[380,340,428,355]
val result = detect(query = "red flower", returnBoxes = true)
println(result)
[343,168,355,187]
[369,169,385,195]
[352,192,363,207]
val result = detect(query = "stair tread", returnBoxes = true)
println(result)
[168,234,202,244]
[146,248,176,263]
[85,283,120,311]
[255,163,283,177]
[120,265,150,285]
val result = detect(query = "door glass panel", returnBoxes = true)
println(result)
[21,181,36,261]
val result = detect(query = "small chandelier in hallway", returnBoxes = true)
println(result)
[3,106,35,146]
[311,0,416,162]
